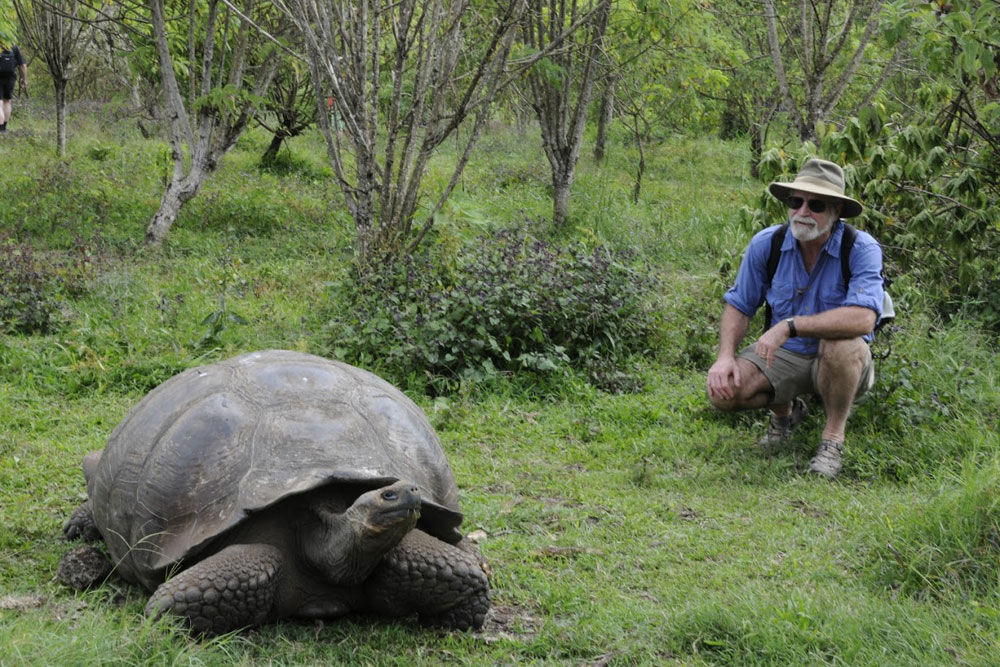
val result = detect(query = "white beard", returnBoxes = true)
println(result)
[789,214,831,242]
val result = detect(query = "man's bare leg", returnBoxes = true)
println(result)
[814,338,868,442]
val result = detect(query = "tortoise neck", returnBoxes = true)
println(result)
[302,500,415,585]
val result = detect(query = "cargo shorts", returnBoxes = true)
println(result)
[738,343,874,406]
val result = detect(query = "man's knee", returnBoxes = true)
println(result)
[706,359,772,412]
[818,338,868,367]
[708,392,738,412]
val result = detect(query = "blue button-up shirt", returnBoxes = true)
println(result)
[724,220,884,355]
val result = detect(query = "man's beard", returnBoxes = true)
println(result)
[789,214,830,242]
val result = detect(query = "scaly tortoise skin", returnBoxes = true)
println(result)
[61,350,488,634]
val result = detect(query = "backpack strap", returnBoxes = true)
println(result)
[762,224,788,334]
[840,222,857,287]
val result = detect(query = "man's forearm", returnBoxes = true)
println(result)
[788,306,876,340]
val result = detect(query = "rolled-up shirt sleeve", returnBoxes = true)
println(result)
[844,236,884,320]
[724,228,773,317]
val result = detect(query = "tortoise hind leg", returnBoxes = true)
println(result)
[63,450,105,542]
[145,543,283,635]
[365,529,490,630]
[63,501,101,542]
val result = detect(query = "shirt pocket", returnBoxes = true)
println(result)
[816,278,848,312]
[766,279,796,314]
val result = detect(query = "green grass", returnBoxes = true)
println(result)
[2,98,999,664]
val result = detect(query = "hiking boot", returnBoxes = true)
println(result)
[758,397,808,449]
[808,439,844,478]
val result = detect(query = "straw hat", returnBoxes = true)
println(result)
[768,159,863,218]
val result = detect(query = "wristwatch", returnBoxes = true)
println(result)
[785,318,797,337]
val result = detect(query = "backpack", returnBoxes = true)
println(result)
[0,49,16,75]
[763,222,893,334]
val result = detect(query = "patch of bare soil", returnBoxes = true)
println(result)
[476,603,540,644]
[0,594,48,611]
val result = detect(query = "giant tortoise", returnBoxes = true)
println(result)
[60,350,489,634]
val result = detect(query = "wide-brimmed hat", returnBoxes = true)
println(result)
[768,158,863,218]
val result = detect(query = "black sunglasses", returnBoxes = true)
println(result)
[785,196,829,213]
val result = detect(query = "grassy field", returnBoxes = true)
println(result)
[1,99,999,665]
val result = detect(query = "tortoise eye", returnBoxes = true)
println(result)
[382,490,398,501]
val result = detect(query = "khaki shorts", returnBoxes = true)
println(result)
[738,343,874,406]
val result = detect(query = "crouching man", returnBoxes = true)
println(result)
[706,159,885,478]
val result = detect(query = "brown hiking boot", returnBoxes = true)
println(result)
[808,439,844,478]
[758,397,808,450]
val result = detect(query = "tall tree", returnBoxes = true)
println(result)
[13,0,90,156]
[144,0,279,246]
[276,0,527,275]
[762,0,902,142]
[522,0,611,227]
[592,59,614,162]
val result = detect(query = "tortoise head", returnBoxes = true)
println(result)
[302,480,421,585]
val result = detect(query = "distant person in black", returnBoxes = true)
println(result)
[0,42,27,134]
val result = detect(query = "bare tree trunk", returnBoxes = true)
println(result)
[594,75,615,162]
[55,79,67,157]
[632,137,645,204]
[750,129,763,179]
[552,172,572,228]
[145,175,202,245]
[261,132,287,164]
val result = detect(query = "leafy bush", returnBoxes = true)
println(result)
[847,315,996,481]
[322,224,661,393]
[0,235,109,335]
[0,237,62,334]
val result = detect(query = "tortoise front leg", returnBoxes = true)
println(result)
[365,529,490,630]
[145,543,283,635]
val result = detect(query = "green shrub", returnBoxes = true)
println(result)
[0,235,110,335]
[847,315,997,480]
[322,224,661,394]
[0,237,62,334]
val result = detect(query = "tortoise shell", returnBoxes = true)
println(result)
[87,350,463,590]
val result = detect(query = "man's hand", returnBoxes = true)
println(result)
[754,322,790,368]
[707,355,741,401]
